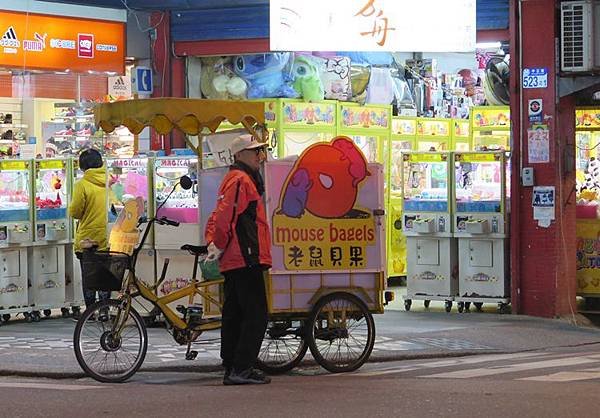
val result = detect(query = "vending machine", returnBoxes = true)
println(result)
[401,152,457,312]
[470,106,510,151]
[153,156,200,315]
[337,102,391,164]
[0,159,33,321]
[64,157,84,316]
[453,151,510,312]
[387,116,416,277]
[28,158,69,317]
[415,117,452,151]
[452,119,471,151]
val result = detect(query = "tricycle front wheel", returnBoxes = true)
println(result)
[256,319,307,374]
[307,292,375,373]
[73,299,148,383]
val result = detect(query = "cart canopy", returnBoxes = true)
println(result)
[94,98,266,137]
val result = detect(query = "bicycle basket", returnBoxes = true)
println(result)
[81,250,131,291]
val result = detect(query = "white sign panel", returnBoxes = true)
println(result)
[270,0,476,52]
[108,75,132,98]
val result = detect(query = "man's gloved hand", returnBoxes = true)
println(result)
[205,242,222,262]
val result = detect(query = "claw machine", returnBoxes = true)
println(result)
[387,116,416,277]
[337,103,391,164]
[401,151,458,312]
[452,119,471,151]
[153,156,200,316]
[64,157,84,317]
[453,151,510,313]
[415,117,452,151]
[273,99,337,158]
[574,108,600,303]
[106,156,156,317]
[28,158,70,319]
[470,106,510,150]
[0,159,33,322]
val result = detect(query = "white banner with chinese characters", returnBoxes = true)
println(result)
[270,0,476,52]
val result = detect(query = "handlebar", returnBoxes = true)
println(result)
[158,216,180,227]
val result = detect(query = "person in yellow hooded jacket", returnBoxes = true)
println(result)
[69,148,109,313]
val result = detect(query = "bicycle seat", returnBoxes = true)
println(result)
[181,244,208,256]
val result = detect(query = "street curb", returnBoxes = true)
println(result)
[0,350,505,380]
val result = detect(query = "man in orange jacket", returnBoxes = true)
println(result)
[205,134,272,385]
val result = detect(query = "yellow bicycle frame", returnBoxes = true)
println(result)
[122,270,224,332]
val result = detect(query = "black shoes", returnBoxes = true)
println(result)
[223,368,271,385]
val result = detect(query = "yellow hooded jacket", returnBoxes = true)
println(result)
[69,166,108,253]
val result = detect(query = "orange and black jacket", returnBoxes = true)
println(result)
[205,162,272,273]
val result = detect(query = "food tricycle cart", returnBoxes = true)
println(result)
[73,98,390,383]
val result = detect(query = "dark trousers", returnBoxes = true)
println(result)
[76,252,110,309]
[221,266,268,372]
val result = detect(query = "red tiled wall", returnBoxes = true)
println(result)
[9,73,107,100]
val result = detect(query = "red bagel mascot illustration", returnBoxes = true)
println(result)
[278,136,370,219]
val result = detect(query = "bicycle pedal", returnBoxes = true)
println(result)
[185,350,198,360]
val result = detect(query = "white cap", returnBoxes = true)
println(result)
[229,134,266,156]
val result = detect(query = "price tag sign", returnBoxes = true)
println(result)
[522,68,548,89]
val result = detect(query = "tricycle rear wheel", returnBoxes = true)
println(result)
[256,319,307,374]
[307,292,375,373]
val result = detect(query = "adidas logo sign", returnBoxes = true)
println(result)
[115,77,125,85]
[0,26,20,48]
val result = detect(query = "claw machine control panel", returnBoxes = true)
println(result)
[453,152,509,307]
[401,152,457,310]
[29,158,69,311]
[0,159,33,313]
[154,156,200,313]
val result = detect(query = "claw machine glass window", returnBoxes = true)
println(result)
[415,118,451,151]
[337,103,391,164]
[452,119,471,151]
[277,99,337,158]
[105,157,151,234]
[470,106,510,151]
[0,160,32,244]
[387,116,416,277]
[154,157,198,225]
[402,153,450,213]
[34,159,69,242]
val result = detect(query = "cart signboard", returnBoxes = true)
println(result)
[267,136,384,271]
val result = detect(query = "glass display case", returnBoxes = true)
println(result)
[0,159,32,245]
[33,159,69,242]
[105,157,151,227]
